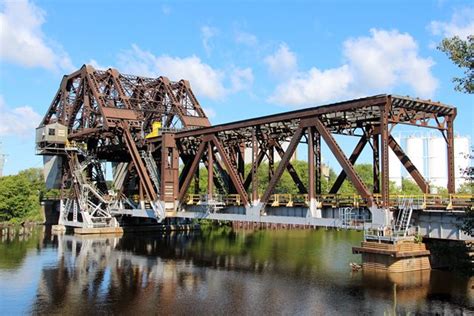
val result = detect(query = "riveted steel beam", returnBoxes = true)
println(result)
[388,135,428,193]
[211,136,249,206]
[312,117,372,202]
[329,136,368,194]
[178,139,208,202]
[261,127,304,205]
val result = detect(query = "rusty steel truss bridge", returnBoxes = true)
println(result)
[36,65,473,239]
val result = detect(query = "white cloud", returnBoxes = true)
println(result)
[230,67,254,92]
[344,29,437,97]
[0,96,42,138]
[201,25,219,56]
[429,7,474,39]
[268,66,353,105]
[235,31,258,46]
[0,0,73,72]
[203,107,216,119]
[87,59,111,70]
[268,29,437,106]
[264,43,297,77]
[117,45,228,99]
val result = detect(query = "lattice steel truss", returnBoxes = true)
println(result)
[37,65,458,227]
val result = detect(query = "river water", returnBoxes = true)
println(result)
[0,225,472,315]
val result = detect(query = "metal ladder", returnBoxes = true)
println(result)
[339,207,354,228]
[395,197,413,237]
[140,151,160,193]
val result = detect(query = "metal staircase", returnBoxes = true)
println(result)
[59,155,116,229]
[395,197,414,237]
[141,151,160,192]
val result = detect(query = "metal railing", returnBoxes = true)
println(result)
[183,193,473,210]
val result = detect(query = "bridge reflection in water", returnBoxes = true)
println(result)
[0,226,471,314]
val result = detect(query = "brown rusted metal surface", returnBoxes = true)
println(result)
[36,65,458,217]
[388,135,429,193]
[446,112,456,193]
[329,136,368,194]
[211,136,249,206]
[261,127,304,205]
[308,127,315,202]
[380,97,391,207]
[312,117,373,204]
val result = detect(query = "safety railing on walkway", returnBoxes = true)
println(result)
[183,192,473,210]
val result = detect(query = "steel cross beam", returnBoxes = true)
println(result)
[372,133,380,194]
[312,117,372,202]
[273,141,308,194]
[261,127,304,205]
[388,135,429,193]
[178,139,208,203]
[211,136,249,206]
[121,122,157,201]
[329,136,368,194]
[179,155,194,188]
[207,142,214,199]
[243,147,267,190]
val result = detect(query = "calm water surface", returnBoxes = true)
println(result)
[0,226,472,315]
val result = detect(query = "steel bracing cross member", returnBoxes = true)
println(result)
[309,117,373,204]
[388,135,429,193]
[329,135,368,194]
[37,64,460,225]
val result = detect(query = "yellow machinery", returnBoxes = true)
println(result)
[145,122,162,139]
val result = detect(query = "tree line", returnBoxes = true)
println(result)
[193,161,472,196]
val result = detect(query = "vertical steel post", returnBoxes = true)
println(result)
[161,133,179,204]
[268,145,274,182]
[308,127,321,217]
[380,98,391,207]
[238,143,245,181]
[207,142,213,200]
[315,131,322,195]
[447,113,456,193]
[372,132,380,194]
[252,130,258,202]
[308,127,315,202]
[194,168,200,194]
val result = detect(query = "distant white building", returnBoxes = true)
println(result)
[0,142,5,177]
[390,134,470,190]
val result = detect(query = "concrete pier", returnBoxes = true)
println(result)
[353,240,431,273]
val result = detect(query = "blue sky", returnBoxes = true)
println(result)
[0,0,473,175]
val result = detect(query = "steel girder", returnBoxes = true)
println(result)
[38,65,459,221]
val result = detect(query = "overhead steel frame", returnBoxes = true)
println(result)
[36,65,210,227]
[174,94,457,215]
[37,65,458,227]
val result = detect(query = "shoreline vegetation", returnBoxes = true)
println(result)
[0,164,472,226]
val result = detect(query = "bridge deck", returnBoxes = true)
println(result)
[183,193,473,211]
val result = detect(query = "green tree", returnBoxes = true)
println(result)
[400,178,423,195]
[0,168,45,222]
[438,35,474,94]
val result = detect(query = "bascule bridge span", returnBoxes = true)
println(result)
[36,65,472,241]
